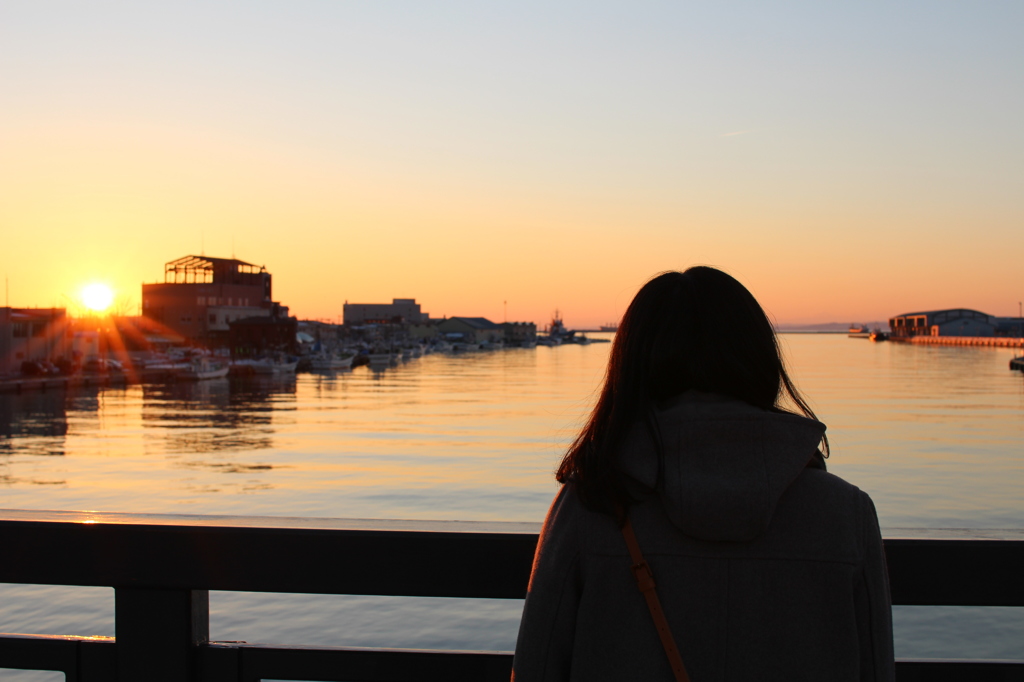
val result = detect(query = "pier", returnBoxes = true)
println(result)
[0,369,175,395]
[1,510,1022,681]
[889,336,1023,349]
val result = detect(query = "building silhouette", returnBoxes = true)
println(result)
[142,255,290,347]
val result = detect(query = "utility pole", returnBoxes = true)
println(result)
[504,300,507,323]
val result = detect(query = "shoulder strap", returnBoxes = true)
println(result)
[621,512,691,682]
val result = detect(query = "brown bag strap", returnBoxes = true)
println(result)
[621,513,691,682]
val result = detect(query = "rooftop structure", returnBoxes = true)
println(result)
[163,255,268,286]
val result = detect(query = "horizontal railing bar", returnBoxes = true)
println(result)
[2,516,1023,604]
[0,508,542,534]
[886,539,1023,606]
[894,659,1024,681]
[0,633,115,682]
[6,509,1023,541]
[211,642,515,682]
[0,519,539,599]
[2,635,1022,682]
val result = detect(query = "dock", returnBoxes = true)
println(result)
[890,336,1023,349]
[0,369,176,394]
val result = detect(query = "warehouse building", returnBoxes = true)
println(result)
[889,309,997,338]
[343,299,429,326]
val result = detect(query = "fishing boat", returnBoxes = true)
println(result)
[232,357,299,376]
[1010,357,1024,372]
[175,358,229,381]
[848,325,871,339]
[309,352,355,371]
[368,347,393,366]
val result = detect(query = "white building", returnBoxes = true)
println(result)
[0,308,70,374]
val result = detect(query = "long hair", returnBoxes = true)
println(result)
[556,267,828,515]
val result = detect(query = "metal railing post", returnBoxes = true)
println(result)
[115,588,209,682]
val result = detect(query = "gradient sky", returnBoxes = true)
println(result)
[1,2,1022,327]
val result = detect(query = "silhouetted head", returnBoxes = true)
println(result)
[557,267,826,513]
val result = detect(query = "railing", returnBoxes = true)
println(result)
[1,510,1022,682]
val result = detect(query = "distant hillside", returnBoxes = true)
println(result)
[775,321,889,332]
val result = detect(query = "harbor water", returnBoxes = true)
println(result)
[2,334,1023,679]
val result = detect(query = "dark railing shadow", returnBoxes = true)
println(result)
[1,510,1022,681]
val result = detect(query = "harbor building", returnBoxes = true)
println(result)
[0,308,70,374]
[436,317,504,344]
[501,321,537,344]
[889,309,997,338]
[141,255,291,347]
[343,299,429,326]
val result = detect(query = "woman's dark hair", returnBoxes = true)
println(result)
[556,267,828,514]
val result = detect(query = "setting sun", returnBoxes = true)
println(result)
[81,283,114,313]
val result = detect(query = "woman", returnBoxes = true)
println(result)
[512,268,894,681]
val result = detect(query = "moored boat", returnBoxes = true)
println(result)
[175,358,229,381]
[309,352,355,371]
[232,357,299,376]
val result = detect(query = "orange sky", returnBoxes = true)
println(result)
[2,3,1022,328]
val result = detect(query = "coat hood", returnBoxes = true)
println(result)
[618,391,826,542]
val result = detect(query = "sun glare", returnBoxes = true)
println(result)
[81,283,114,313]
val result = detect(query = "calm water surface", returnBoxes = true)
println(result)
[2,335,1023,678]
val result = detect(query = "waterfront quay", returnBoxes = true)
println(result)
[1,510,1022,682]
[891,335,1024,348]
[0,368,174,395]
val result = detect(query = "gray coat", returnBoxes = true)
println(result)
[512,392,894,681]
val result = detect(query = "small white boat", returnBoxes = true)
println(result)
[309,352,355,370]
[368,352,392,365]
[175,358,229,381]
[233,358,298,376]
